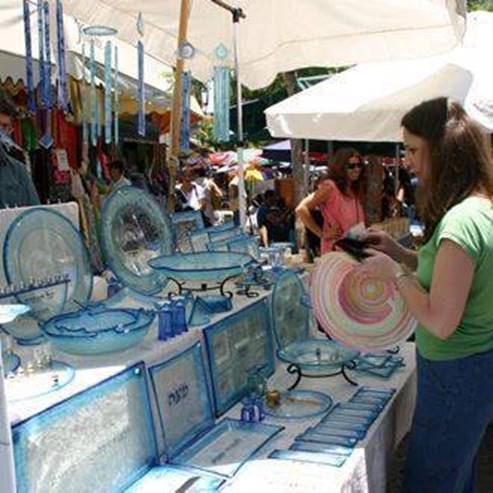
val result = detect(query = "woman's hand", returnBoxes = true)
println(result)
[362,227,400,258]
[358,249,401,282]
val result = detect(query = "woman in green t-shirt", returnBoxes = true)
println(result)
[362,98,493,493]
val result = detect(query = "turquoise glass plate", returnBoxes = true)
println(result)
[101,186,172,294]
[263,390,333,419]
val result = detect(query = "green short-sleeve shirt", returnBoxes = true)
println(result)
[416,197,493,361]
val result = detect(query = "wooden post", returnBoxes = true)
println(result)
[168,0,192,212]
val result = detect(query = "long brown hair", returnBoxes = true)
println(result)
[327,147,365,198]
[401,98,493,241]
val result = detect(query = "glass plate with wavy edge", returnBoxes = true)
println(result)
[263,390,333,420]
[277,340,359,372]
[3,208,93,321]
[101,186,172,295]
[6,360,75,402]
[271,270,309,349]
[124,465,224,492]
[41,307,155,355]
[148,252,255,284]
[3,351,20,375]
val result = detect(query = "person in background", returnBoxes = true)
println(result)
[108,160,131,192]
[0,90,39,209]
[362,98,493,492]
[296,148,365,255]
[175,165,207,216]
[195,165,222,226]
[228,171,240,225]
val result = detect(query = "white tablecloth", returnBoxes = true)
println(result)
[2,287,417,493]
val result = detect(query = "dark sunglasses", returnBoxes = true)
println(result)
[347,162,362,170]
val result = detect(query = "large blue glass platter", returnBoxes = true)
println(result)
[171,211,205,253]
[41,306,155,355]
[204,300,275,416]
[271,270,309,348]
[101,186,173,295]
[148,252,255,284]
[3,208,93,321]
[13,363,157,493]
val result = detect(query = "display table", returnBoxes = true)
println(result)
[2,284,416,493]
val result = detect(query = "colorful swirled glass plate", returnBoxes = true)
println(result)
[310,252,417,352]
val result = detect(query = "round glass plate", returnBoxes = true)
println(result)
[277,339,359,371]
[148,251,255,284]
[101,186,173,294]
[311,252,417,352]
[3,208,93,321]
[5,360,75,402]
[264,390,333,419]
[271,270,309,349]
[3,352,20,375]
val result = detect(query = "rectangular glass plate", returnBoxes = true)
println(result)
[290,441,353,457]
[296,430,357,448]
[173,418,283,477]
[148,343,214,458]
[338,402,381,415]
[269,450,348,468]
[312,424,365,440]
[204,300,275,416]
[349,396,386,409]
[356,354,392,369]
[354,362,402,379]
[125,465,224,492]
[13,363,157,493]
[316,419,368,435]
[357,386,396,396]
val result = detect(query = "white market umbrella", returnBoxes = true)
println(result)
[61,0,466,91]
[266,11,493,142]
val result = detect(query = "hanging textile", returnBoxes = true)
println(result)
[23,0,35,112]
[90,40,97,146]
[42,1,52,109]
[213,67,230,142]
[114,45,119,145]
[81,41,89,158]
[180,71,191,152]
[137,40,145,136]
[37,0,45,107]
[104,41,112,144]
[55,0,68,112]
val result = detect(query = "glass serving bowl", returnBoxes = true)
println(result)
[148,251,255,285]
[41,306,155,356]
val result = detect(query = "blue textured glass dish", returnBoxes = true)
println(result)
[189,230,211,253]
[207,234,247,253]
[41,306,155,355]
[3,208,93,320]
[277,339,359,372]
[125,465,224,492]
[148,252,255,284]
[227,236,260,260]
[6,360,75,402]
[12,363,157,493]
[174,419,284,478]
[271,270,309,348]
[171,211,205,253]
[263,390,333,419]
[204,300,275,416]
[2,351,20,375]
[101,186,173,295]
[208,226,242,242]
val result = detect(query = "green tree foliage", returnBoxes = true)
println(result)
[468,0,493,11]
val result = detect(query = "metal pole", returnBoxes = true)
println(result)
[233,18,247,228]
[395,143,400,196]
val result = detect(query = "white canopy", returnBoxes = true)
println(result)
[62,0,466,90]
[266,11,493,142]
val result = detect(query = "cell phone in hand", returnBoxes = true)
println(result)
[334,237,371,262]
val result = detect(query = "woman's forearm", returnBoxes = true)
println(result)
[391,243,418,271]
[296,206,322,238]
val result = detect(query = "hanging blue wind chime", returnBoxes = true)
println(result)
[180,71,191,152]
[55,0,69,113]
[114,45,119,145]
[213,43,231,142]
[137,13,146,137]
[22,0,36,113]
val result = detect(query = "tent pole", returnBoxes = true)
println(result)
[395,143,400,196]
[168,0,192,212]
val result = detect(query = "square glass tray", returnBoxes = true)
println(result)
[204,300,275,416]
[174,418,284,477]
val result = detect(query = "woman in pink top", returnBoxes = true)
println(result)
[296,148,366,255]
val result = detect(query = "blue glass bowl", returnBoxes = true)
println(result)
[148,252,255,284]
[41,306,155,355]
[277,340,359,372]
